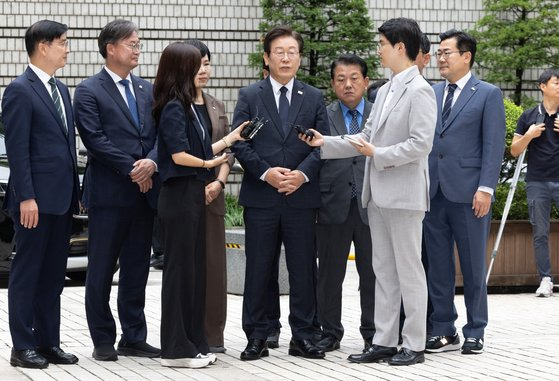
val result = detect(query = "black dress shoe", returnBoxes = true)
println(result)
[363,337,373,352]
[316,334,340,352]
[10,349,48,369]
[37,347,78,364]
[347,344,397,363]
[92,344,118,361]
[266,330,280,349]
[240,338,269,361]
[117,338,161,358]
[312,329,324,345]
[288,339,325,359]
[387,347,425,366]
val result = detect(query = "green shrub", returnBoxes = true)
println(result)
[493,182,559,220]
[499,98,525,184]
[493,182,528,220]
[225,193,244,228]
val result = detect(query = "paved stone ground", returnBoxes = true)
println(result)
[1,264,559,381]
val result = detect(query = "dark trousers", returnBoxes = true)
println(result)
[159,177,209,358]
[526,181,559,280]
[242,203,317,340]
[423,188,490,339]
[85,197,154,347]
[152,214,164,257]
[204,206,227,347]
[265,239,282,333]
[316,199,375,341]
[9,211,72,350]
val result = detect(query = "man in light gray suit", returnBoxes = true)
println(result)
[314,54,375,353]
[301,18,436,366]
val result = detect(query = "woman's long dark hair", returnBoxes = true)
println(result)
[153,42,202,124]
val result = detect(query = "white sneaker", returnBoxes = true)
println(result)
[161,353,211,368]
[535,277,554,297]
[205,352,217,364]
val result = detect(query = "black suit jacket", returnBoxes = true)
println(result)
[74,68,159,209]
[318,99,371,225]
[231,77,329,208]
[2,67,79,215]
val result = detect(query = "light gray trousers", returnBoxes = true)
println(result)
[368,203,427,352]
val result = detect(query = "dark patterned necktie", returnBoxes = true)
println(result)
[279,86,289,135]
[441,83,457,127]
[349,109,360,198]
[119,79,140,130]
[48,77,67,134]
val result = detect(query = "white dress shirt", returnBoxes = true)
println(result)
[29,63,68,124]
[104,65,137,107]
[260,75,308,182]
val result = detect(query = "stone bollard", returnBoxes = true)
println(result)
[226,229,289,295]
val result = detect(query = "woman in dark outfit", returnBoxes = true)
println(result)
[185,38,233,354]
[152,42,245,368]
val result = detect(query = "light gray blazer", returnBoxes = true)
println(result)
[321,65,437,212]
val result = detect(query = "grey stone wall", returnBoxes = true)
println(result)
[0,0,544,118]
[1,0,547,152]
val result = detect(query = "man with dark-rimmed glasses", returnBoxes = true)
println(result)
[74,19,160,362]
[423,29,505,355]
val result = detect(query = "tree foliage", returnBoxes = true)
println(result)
[472,0,559,106]
[250,0,379,100]
[500,98,525,183]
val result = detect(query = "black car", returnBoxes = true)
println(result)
[0,122,90,281]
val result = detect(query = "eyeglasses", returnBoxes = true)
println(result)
[123,42,143,52]
[271,50,299,59]
[45,39,70,48]
[435,50,465,60]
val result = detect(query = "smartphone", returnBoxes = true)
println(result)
[535,113,545,125]
[342,134,364,147]
[292,124,315,140]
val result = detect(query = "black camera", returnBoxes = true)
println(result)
[240,116,267,140]
[292,124,315,140]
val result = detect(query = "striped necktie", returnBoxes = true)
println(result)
[441,83,457,127]
[349,109,360,198]
[48,77,67,134]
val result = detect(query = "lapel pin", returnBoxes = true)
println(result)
[213,106,216,110]
[298,90,303,95]
[471,87,476,91]
[139,85,143,89]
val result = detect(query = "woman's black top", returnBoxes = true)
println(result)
[157,100,213,183]
[194,103,213,140]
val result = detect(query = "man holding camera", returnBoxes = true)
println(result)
[511,69,559,298]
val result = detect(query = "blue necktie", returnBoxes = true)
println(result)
[348,109,360,198]
[441,83,457,128]
[119,79,140,130]
[48,77,68,134]
[279,86,289,135]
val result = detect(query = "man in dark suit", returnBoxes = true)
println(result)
[424,29,505,355]
[231,26,329,361]
[73,19,160,361]
[315,54,375,353]
[2,20,79,369]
